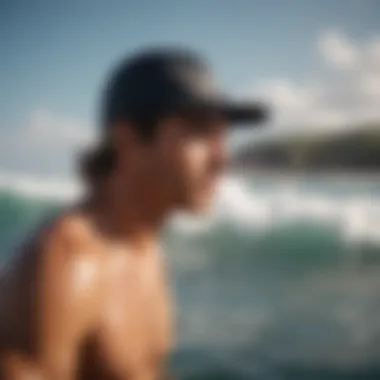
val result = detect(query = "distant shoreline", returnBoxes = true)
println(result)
[231,125,380,179]
[229,169,380,181]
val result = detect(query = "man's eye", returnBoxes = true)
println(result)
[179,122,204,137]
[190,128,211,139]
[189,122,215,136]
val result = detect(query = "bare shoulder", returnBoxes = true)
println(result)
[0,208,103,337]
[0,208,105,300]
[37,209,104,286]
[40,210,97,253]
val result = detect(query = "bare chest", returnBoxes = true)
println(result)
[85,252,173,379]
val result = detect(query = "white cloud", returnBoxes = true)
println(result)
[0,109,95,176]
[0,110,91,198]
[318,30,359,70]
[0,170,81,201]
[0,108,94,152]
[21,109,93,148]
[254,29,380,134]
[359,72,380,98]
[368,36,380,64]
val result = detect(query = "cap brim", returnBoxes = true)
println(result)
[222,101,268,127]
[200,99,268,127]
[174,97,269,127]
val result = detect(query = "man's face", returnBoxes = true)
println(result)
[151,112,228,213]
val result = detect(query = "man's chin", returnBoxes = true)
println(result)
[182,197,214,215]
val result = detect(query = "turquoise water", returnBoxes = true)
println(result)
[1,176,380,379]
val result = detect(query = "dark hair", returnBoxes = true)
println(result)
[80,143,115,188]
[81,47,207,187]
[80,55,164,187]
[80,111,161,187]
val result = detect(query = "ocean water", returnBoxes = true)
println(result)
[1,174,380,379]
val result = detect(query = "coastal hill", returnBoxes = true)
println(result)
[232,124,380,172]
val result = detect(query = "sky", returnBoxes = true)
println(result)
[0,0,379,193]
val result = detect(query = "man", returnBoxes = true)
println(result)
[0,48,267,379]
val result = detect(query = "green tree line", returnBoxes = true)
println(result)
[233,124,380,172]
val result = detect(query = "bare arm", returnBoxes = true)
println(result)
[1,218,100,380]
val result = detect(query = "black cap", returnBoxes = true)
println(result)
[103,47,268,129]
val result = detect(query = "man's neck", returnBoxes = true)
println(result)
[86,175,169,249]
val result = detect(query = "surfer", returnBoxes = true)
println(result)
[0,48,267,379]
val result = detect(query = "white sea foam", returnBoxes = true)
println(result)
[0,170,82,201]
[1,170,379,245]
[173,175,380,246]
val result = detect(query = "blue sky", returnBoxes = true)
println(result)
[0,0,379,191]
